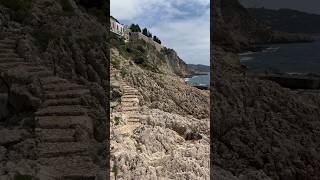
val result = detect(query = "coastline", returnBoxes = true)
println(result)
[185,72,210,90]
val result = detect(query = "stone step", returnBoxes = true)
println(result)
[44,83,84,92]
[122,106,140,111]
[124,89,138,93]
[38,156,99,178]
[0,57,25,63]
[121,98,139,102]
[36,129,75,142]
[127,118,140,123]
[121,95,139,99]
[26,70,52,78]
[0,48,14,53]
[0,53,19,58]
[35,106,87,116]
[36,116,93,131]
[0,43,15,49]
[124,92,137,95]
[43,98,82,107]
[44,89,90,99]
[40,76,68,85]
[0,38,16,44]
[121,102,138,107]
[127,114,144,119]
[37,142,91,158]
[0,62,31,70]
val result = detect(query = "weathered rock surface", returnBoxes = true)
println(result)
[110,45,209,179]
[211,1,320,179]
[213,0,314,53]
[0,0,108,178]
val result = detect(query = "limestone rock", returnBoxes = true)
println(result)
[0,129,26,145]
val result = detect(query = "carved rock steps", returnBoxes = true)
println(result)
[38,156,100,178]
[37,142,93,158]
[42,98,83,107]
[36,128,75,142]
[36,115,93,132]
[44,89,90,99]
[0,37,101,178]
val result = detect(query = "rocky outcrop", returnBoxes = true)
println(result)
[111,34,192,77]
[162,48,192,77]
[212,0,320,179]
[213,0,314,53]
[110,47,209,179]
[248,8,320,34]
[0,33,106,179]
[0,1,108,178]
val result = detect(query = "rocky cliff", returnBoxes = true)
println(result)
[248,8,320,34]
[212,0,320,179]
[111,33,192,77]
[214,0,314,53]
[0,0,108,179]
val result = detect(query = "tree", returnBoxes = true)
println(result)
[136,24,141,32]
[130,24,141,32]
[142,28,148,36]
[153,36,162,44]
[130,24,137,32]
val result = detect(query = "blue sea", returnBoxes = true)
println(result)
[185,73,210,87]
[239,39,320,74]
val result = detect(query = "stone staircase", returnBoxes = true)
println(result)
[0,36,101,179]
[121,85,141,125]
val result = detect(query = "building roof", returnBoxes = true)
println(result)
[110,16,120,23]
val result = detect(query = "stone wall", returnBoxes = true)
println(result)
[130,32,163,51]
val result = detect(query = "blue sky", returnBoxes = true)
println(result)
[111,0,210,65]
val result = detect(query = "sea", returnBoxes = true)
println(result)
[239,39,320,74]
[185,72,210,87]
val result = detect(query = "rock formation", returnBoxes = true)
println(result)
[110,39,210,179]
[0,0,107,179]
[214,0,314,53]
[212,0,320,179]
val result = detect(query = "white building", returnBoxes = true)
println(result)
[110,16,124,36]
[110,16,130,42]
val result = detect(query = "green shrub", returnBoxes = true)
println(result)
[137,45,145,53]
[133,56,146,65]
[114,116,121,125]
[120,68,128,77]
[111,58,120,69]
[112,165,118,178]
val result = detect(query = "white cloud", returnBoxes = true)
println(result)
[111,0,210,65]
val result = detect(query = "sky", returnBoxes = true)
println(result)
[240,0,320,15]
[111,0,210,65]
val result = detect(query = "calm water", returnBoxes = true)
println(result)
[185,73,210,87]
[239,40,320,74]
